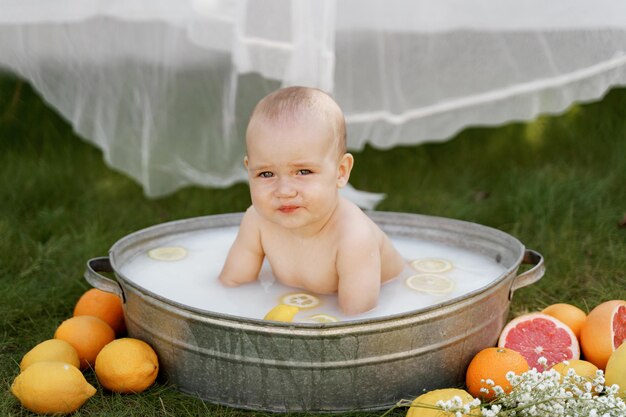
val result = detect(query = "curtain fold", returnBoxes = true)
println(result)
[1,0,625,197]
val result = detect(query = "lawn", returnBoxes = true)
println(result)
[1,71,625,416]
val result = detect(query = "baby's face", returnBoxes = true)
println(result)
[245,115,349,232]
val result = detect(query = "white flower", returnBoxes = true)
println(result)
[397,363,626,417]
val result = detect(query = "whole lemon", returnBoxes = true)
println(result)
[264,304,299,322]
[552,359,599,381]
[551,359,600,395]
[605,342,626,398]
[95,338,159,393]
[20,339,80,372]
[11,361,96,414]
[407,388,476,417]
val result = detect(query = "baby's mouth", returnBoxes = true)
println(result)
[278,205,300,214]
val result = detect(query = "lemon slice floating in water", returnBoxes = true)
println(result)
[405,274,455,295]
[280,293,321,309]
[147,246,188,261]
[300,314,339,323]
[410,258,453,273]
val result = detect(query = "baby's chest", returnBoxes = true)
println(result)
[263,240,339,293]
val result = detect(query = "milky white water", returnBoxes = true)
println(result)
[119,227,508,322]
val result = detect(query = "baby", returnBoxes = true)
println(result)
[218,86,405,315]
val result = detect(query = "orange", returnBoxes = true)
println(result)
[580,300,626,370]
[465,347,529,400]
[55,316,115,369]
[74,288,126,335]
[542,303,587,340]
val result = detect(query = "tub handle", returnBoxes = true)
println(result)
[509,249,544,300]
[84,257,125,303]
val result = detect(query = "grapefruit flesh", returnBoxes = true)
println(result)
[498,313,580,370]
[613,305,626,348]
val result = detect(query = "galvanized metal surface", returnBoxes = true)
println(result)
[85,212,544,412]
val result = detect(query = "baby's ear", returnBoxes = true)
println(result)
[337,153,354,188]
[243,156,249,168]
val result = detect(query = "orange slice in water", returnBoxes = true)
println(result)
[405,274,455,295]
[280,293,320,309]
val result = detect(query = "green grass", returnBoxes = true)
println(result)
[1,71,625,416]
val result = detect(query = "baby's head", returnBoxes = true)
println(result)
[246,86,346,160]
[245,87,353,230]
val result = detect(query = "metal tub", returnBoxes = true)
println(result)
[85,211,544,412]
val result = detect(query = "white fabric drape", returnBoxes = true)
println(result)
[1,0,625,197]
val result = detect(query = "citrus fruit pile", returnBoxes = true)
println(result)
[498,300,626,371]
[11,288,159,415]
[462,299,625,400]
[404,299,626,415]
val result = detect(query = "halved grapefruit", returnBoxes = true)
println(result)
[498,312,580,370]
[580,300,626,370]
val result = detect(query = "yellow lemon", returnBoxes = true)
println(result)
[280,292,320,309]
[552,359,599,381]
[11,361,96,414]
[551,359,599,395]
[264,304,300,322]
[95,338,159,393]
[407,388,476,417]
[147,246,187,261]
[605,342,626,398]
[20,339,80,372]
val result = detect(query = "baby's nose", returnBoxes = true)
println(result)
[275,177,297,198]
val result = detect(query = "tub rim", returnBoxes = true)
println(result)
[86,211,543,332]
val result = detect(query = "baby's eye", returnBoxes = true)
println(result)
[297,169,312,175]
[258,171,274,178]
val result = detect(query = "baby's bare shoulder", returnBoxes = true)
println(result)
[239,206,262,234]
[335,199,381,241]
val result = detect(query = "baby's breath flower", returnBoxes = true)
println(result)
[394,362,625,417]
[475,364,626,416]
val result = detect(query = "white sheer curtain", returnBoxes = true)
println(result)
[1,0,625,198]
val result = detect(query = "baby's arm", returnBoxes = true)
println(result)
[218,207,264,287]
[336,230,382,315]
